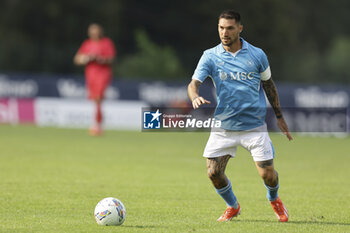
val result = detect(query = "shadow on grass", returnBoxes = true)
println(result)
[121,225,165,229]
[236,219,350,227]
[288,220,350,227]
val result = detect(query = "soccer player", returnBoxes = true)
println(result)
[74,23,116,135]
[187,10,292,222]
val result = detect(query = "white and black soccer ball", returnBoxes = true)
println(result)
[94,197,126,226]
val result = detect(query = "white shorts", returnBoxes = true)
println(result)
[203,124,275,162]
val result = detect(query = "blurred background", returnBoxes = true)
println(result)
[0,0,349,133]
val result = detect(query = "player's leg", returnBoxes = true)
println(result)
[89,97,103,135]
[255,159,279,201]
[255,160,288,222]
[207,155,241,221]
[203,129,241,221]
[86,76,102,135]
[240,125,288,222]
[95,98,102,127]
[88,97,103,136]
[207,155,230,188]
[89,80,108,136]
[94,76,111,133]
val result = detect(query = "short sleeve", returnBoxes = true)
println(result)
[103,38,116,58]
[259,50,271,81]
[77,40,89,54]
[192,52,212,83]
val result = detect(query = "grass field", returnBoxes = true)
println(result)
[0,125,350,233]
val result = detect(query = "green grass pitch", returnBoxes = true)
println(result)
[0,125,349,233]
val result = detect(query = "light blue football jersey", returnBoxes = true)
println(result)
[192,38,271,130]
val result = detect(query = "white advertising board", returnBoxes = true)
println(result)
[35,98,147,130]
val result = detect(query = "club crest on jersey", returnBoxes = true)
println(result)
[219,70,228,81]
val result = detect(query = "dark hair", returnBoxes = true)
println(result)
[218,10,241,24]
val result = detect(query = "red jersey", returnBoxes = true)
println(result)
[77,37,116,99]
[78,37,116,80]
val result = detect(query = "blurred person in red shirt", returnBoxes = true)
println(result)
[74,23,116,136]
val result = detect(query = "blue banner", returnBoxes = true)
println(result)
[1,72,349,133]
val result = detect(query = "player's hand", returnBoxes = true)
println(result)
[192,96,211,109]
[88,54,98,62]
[95,56,104,64]
[76,54,90,65]
[277,117,293,141]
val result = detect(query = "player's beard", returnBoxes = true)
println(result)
[222,38,232,46]
[221,35,239,46]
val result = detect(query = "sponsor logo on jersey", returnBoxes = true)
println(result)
[219,71,256,81]
[219,70,228,81]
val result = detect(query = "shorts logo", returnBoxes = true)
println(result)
[143,109,162,129]
[264,150,271,155]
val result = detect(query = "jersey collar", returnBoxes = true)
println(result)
[219,37,248,53]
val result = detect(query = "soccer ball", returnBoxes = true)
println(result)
[94,197,126,226]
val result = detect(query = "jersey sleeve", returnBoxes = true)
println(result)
[103,38,116,58]
[77,40,89,54]
[259,50,271,81]
[192,52,212,83]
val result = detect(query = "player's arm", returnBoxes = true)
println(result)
[73,51,97,66]
[262,79,293,140]
[74,52,91,66]
[74,53,114,65]
[96,39,116,65]
[187,79,211,109]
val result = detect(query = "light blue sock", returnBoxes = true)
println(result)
[264,183,279,201]
[215,180,239,208]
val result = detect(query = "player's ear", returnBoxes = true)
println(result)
[239,24,243,33]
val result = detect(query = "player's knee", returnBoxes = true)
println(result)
[261,170,276,184]
[207,169,223,181]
